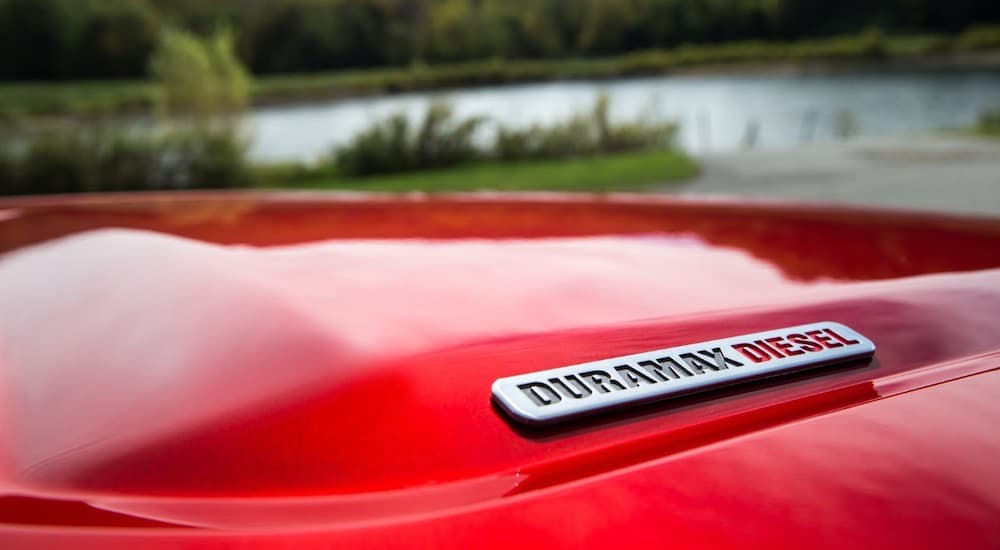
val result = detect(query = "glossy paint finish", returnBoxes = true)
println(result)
[0,192,998,548]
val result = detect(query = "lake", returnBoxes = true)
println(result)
[248,70,1000,163]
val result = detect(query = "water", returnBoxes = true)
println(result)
[248,70,1000,163]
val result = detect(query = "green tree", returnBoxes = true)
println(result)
[481,1,564,59]
[577,0,642,55]
[207,28,251,111]
[427,0,504,61]
[75,0,160,79]
[148,27,249,115]
[242,0,397,73]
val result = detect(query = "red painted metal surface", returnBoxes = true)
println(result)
[0,192,998,548]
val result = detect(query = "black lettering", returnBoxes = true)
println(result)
[679,352,719,374]
[549,375,593,399]
[613,364,658,387]
[579,370,627,393]
[518,382,562,406]
[637,357,693,381]
[698,347,744,368]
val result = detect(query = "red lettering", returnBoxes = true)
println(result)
[825,328,860,346]
[788,333,823,352]
[769,335,804,356]
[757,339,785,358]
[806,329,841,348]
[732,343,770,363]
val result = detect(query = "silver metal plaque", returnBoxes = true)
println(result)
[492,321,875,426]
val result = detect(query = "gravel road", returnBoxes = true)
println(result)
[670,136,1000,216]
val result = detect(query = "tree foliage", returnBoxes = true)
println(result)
[148,27,249,115]
[75,0,160,78]
[1,0,999,81]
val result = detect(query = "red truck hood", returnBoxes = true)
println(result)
[0,193,998,548]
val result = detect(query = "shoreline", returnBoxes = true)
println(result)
[249,51,1000,111]
[3,48,999,120]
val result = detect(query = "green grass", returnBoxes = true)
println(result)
[261,149,698,193]
[0,80,156,117]
[3,29,998,117]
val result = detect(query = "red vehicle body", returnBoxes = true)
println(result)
[0,192,998,548]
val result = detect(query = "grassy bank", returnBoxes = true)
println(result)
[260,150,698,193]
[1,93,692,196]
[3,28,1000,117]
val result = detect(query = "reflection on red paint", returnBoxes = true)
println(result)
[0,193,998,547]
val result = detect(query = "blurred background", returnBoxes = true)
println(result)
[0,0,999,214]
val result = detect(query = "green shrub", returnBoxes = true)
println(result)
[593,94,676,152]
[495,116,595,160]
[0,148,13,191]
[334,100,486,176]
[415,102,485,166]
[888,34,953,56]
[94,131,161,192]
[857,27,887,58]
[956,25,1000,52]
[335,113,415,176]
[496,93,677,161]
[333,94,678,177]
[976,107,1000,136]
[166,128,253,189]
[0,125,251,195]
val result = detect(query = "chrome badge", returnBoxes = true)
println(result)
[492,321,875,426]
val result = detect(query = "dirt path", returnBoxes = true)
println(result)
[669,136,1000,216]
